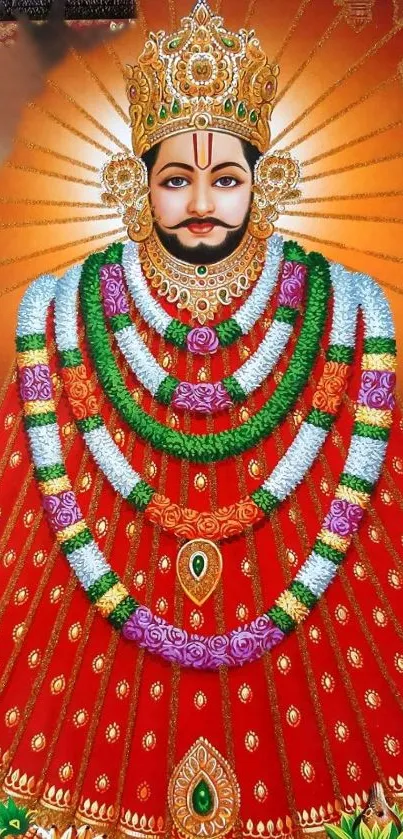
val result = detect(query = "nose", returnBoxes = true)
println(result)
[187,176,215,217]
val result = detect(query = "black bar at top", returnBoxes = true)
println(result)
[0,0,136,19]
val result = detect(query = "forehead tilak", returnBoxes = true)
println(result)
[192,131,213,170]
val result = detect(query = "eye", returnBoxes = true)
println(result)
[214,176,240,188]
[162,176,189,188]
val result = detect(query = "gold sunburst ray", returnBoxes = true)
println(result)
[300,150,403,182]
[28,101,115,156]
[295,189,403,203]
[277,226,403,266]
[283,209,403,225]
[4,161,99,188]
[0,234,128,300]
[0,213,121,230]
[0,226,126,270]
[17,138,101,174]
[46,78,130,154]
[0,197,109,208]
[283,71,400,154]
[70,47,130,126]
[244,0,259,28]
[273,0,314,64]
[275,11,343,105]
[301,118,403,168]
[270,21,403,148]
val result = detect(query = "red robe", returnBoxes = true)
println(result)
[0,246,403,838]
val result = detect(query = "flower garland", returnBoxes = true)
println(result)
[17,264,396,669]
[79,243,331,462]
[55,257,357,540]
[99,241,308,414]
[122,236,284,354]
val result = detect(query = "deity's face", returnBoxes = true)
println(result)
[146,130,258,264]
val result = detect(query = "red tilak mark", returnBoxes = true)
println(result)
[192,132,213,170]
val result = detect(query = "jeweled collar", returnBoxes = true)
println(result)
[138,228,267,323]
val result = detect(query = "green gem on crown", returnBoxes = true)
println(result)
[171,99,181,115]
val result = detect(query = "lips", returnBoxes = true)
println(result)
[187,222,215,235]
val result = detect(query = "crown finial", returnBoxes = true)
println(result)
[125,1,279,157]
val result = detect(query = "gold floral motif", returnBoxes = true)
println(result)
[16,349,48,367]
[245,731,259,752]
[9,452,22,469]
[139,229,266,323]
[346,761,361,781]
[51,676,66,696]
[364,689,381,709]
[253,780,268,802]
[101,153,153,243]
[356,405,393,428]
[300,760,315,783]
[384,736,401,756]
[39,476,72,495]
[334,721,350,743]
[96,583,129,617]
[92,654,105,673]
[56,519,87,544]
[4,708,20,728]
[238,683,252,703]
[3,549,16,567]
[150,681,164,700]
[286,706,301,727]
[248,151,300,240]
[59,763,74,783]
[176,538,223,605]
[28,649,41,668]
[158,555,171,572]
[277,654,292,675]
[318,528,351,553]
[142,731,156,751]
[276,591,309,623]
[31,733,46,752]
[321,672,335,692]
[346,647,363,668]
[168,737,240,838]
[116,680,130,699]
[335,484,370,508]
[308,626,321,643]
[388,569,402,589]
[73,710,89,728]
[194,691,208,709]
[334,0,376,32]
[24,399,56,416]
[361,352,397,372]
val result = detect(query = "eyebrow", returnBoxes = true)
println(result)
[156,160,248,176]
[156,162,194,175]
[211,161,248,174]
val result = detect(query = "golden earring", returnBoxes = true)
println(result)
[247,150,301,240]
[101,152,153,243]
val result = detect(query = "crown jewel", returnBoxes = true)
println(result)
[125,0,279,157]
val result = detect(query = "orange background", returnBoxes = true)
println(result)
[0,0,402,387]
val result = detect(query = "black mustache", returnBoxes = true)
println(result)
[165,217,239,230]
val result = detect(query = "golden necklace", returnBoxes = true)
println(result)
[138,230,267,323]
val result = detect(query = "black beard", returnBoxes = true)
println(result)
[153,212,250,265]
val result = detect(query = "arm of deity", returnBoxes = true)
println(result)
[0,0,127,163]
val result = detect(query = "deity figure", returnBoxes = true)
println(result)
[0,3,403,838]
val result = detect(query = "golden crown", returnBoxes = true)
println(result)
[125,0,279,158]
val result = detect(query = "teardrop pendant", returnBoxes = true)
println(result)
[176,539,222,605]
[168,737,240,837]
